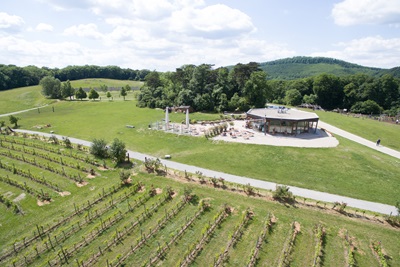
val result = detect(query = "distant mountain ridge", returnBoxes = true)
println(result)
[257,56,400,80]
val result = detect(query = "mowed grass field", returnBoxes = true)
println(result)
[0,79,142,115]
[0,85,54,114]
[0,80,399,207]
[314,110,400,151]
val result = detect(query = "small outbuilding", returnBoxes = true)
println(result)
[246,106,319,135]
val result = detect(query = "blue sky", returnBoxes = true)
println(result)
[1,0,399,71]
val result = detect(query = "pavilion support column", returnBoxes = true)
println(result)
[295,122,298,136]
[264,119,267,135]
[314,120,318,133]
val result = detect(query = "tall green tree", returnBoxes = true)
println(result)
[145,71,162,89]
[9,115,20,128]
[120,87,127,100]
[88,88,99,101]
[313,74,343,110]
[242,71,269,108]
[188,64,214,95]
[40,76,61,99]
[230,62,261,93]
[284,89,302,106]
[379,74,399,110]
[75,87,87,100]
[61,80,75,100]
[124,84,131,92]
[109,138,127,163]
[106,91,112,100]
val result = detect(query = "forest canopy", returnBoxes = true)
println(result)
[137,63,400,116]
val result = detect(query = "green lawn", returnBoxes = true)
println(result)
[0,79,143,115]
[9,100,399,206]
[0,85,54,114]
[315,110,400,151]
[69,78,143,90]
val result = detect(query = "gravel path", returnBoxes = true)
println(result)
[14,129,398,215]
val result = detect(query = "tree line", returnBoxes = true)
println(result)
[137,63,400,116]
[40,76,131,101]
[0,64,150,91]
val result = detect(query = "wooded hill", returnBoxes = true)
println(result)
[258,56,399,80]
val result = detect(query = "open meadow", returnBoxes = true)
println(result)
[0,79,399,266]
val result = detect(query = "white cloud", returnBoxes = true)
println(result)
[36,23,54,32]
[89,0,175,20]
[169,4,255,39]
[332,0,400,26]
[0,35,85,67]
[310,36,400,68]
[36,0,91,11]
[0,12,25,32]
[63,23,103,39]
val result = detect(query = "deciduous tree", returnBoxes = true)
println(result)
[109,138,127,163]
[40,76,61,99]
[120,87,127,100]
[88,88,99,101]
[75,87,87,100]
[61,80,75,100]
[9,115,20,128]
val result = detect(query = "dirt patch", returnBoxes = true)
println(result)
[271,215,278,224]
[76,181,88,187]
[37,200,51,206]
[87,174,96,179]
[155,188,163,194]
[58,191,71,197]
[98,166,108,171]
[294,221,301,232]
[13,193,26,202]
[90,186,96,191]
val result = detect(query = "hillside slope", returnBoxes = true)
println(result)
[259,56,391,80]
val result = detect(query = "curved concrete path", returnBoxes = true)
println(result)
[319,121,400,159]
[13,129,398,215]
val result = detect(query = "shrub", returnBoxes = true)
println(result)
[273,185,294,202]
[63,137,72,148]
[90,138,109,158]
[119,169,131,184]
[109,138,127,163]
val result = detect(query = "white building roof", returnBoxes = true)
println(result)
[247,107,319,121]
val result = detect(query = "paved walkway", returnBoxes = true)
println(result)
[13,129,398,215]
[319,121,400,159]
